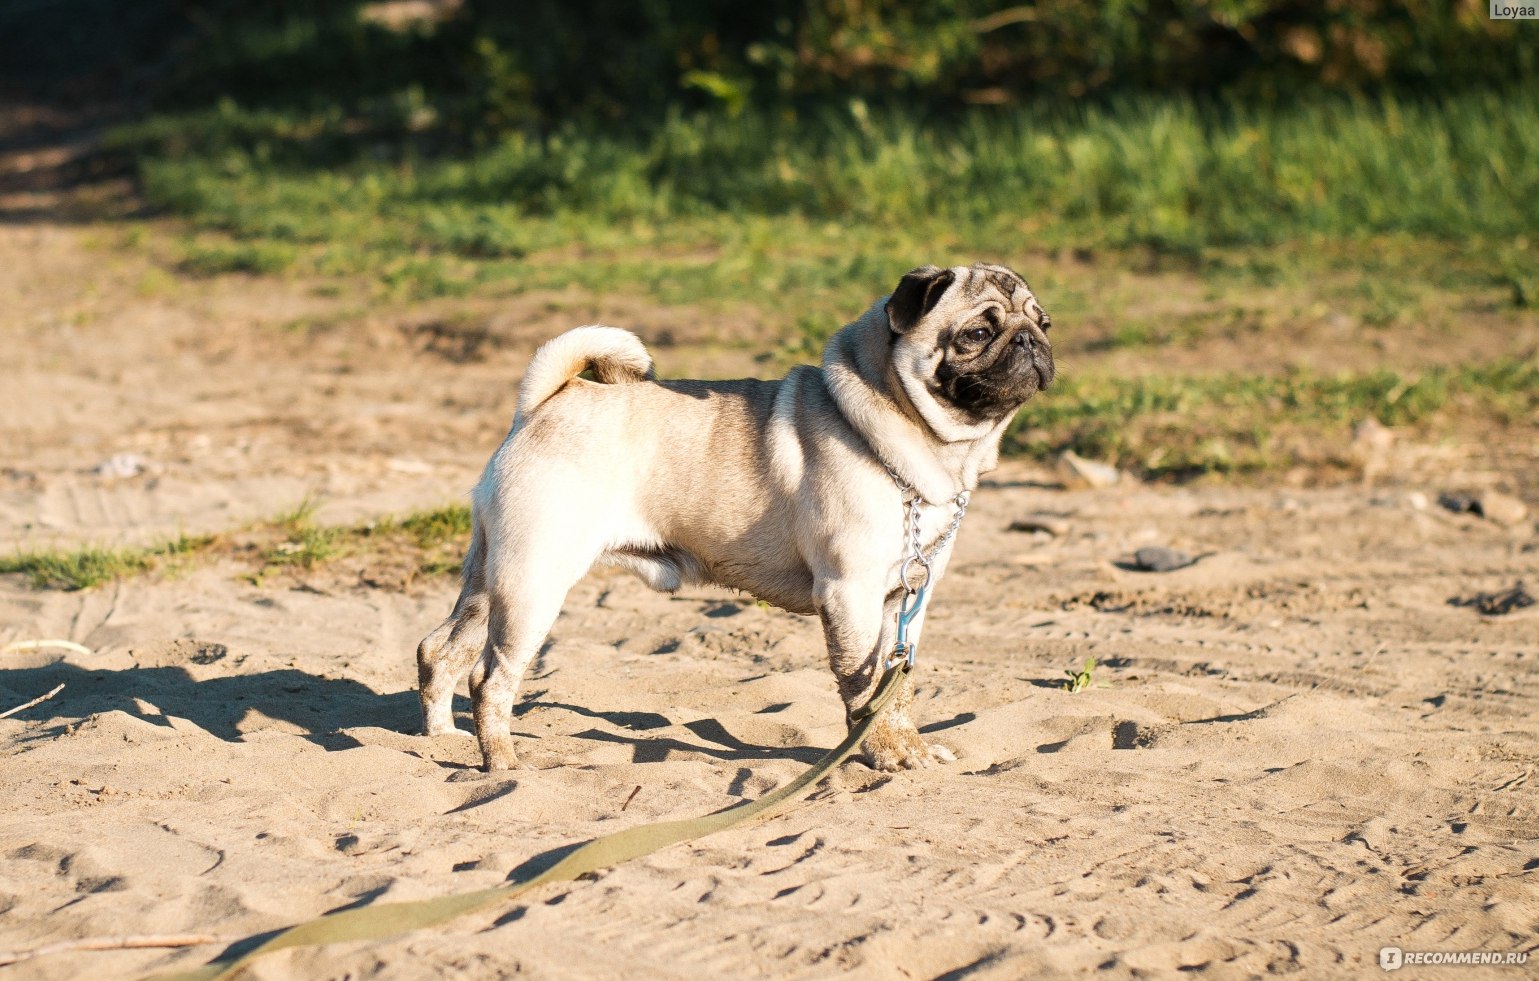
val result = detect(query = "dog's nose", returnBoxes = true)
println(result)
[1012,331,1031,347]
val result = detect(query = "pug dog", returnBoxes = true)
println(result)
[417,262,1054,772]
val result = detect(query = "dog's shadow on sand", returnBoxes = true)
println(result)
[0,661,903,767]
[0,659,422,751]
[562,717,828,766]
[508,692,826,765]
[535,703,979,767]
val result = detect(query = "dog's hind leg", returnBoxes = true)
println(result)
[471,528,598,771]
[417,512,489,736]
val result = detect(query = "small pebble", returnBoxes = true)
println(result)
[1057,451,1120,489]
[1007,516,1068,536]
[1131,546,1197,572]
[1439,490,1529,526]
[94,453,146,479]
[1475,491,1528,527]
[1450,582,1535,617]
[1438,491,1478,514]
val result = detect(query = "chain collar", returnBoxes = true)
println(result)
[884,467,970,670]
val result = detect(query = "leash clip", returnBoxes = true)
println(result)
[886,581,928,670]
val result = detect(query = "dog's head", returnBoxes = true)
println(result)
[884,262,1054,439]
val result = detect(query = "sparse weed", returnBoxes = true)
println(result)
[397,506,472,550]
[177,238,299,277]
[263,524,346,570]
[1063,657,1105,694]
[273,495,322,531]
[0,504,474,592]
[0,533,212,591]
[0,546,155,590]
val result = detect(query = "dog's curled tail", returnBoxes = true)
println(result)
[516,325,654,417]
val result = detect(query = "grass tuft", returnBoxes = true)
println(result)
[396,505,472,549]
[177,238,299,276]
[0,534,211,591]
[0,504,478,592]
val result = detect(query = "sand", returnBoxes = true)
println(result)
[2,225,1537,979]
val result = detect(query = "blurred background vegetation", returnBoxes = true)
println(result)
[9,0,1532,123]
[3,0,1535,479]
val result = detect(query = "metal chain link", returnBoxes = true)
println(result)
[924,490,970,563]
[884,467,970,669]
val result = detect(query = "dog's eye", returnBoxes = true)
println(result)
[962,326,992,345]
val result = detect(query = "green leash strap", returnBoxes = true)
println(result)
[148,663,910,981]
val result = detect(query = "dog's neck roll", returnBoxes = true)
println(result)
[821,303,1010,506]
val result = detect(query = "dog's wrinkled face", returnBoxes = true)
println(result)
[885,262,1054,438]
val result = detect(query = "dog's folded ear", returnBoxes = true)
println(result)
[885,265,956,334]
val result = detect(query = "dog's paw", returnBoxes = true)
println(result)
[478,734,522,772]
[423,723,475,739]
[862,726,953,771]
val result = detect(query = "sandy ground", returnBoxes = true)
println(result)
[2,224,1538,979]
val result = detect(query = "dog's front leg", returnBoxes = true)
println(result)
[816,578,953,770]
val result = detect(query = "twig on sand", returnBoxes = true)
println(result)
[3,638,94,657]
[0,933,228,967]
[621,784,642,812]
[0,639,85,721]
[0,683,64,720]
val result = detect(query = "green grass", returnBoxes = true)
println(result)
[0,533,210,590]
[177,238,298,276]
[259,494,343,569]
[0,505,474,591]
[261,523,346,569]
[1010,358,1539,478]
[357,505,473,577]
[256,501,472,577]
[112,91,1539,310]
[0,545,153,590]
[395,506,472,549]
[124,92,1539,244]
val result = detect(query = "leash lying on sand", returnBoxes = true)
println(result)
[146,662,912,981]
